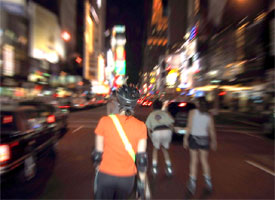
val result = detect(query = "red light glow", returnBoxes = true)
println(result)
[75,56,82,64]
[219,91,227,96]
[61,31,71,41]
[47,115,56,123]
[178,102,187,107]
[3,116,13,124]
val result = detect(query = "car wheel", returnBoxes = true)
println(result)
[21,154,37,182]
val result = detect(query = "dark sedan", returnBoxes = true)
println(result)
[167,101,196,135]
[18,100,68,138]
[0,104,58,183]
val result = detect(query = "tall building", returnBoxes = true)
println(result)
[143,0,168,73]
[83,0,106,85]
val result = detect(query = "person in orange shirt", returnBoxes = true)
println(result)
[92,85,149,199]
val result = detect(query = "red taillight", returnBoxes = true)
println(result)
[0,144,10,162]
[143,100,148,106]
[178,103,187,107]
[2,115,13,124]
[59,105,70,109]
[148,101,152,106]
[47,115,56,123]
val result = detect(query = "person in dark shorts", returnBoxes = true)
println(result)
[183,97,217,195]
[92,85,149,199]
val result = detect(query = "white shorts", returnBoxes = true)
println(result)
[151,129,172,149]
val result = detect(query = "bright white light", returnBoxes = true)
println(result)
[116,38,126,45]
[90,7,99,23]
[209,70,218,76]
[97,0,101,8]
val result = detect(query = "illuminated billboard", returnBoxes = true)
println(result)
[29,2,65,63]
[115,46,126,75]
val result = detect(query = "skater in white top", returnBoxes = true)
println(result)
[184,97,217,195]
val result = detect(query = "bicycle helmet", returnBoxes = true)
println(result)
[116,85,140,109]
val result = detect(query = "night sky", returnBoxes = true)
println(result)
[106,0,149,85]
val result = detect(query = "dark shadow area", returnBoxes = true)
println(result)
[1,149,57,199]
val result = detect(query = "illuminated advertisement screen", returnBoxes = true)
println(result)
[115,46,126,75]
[29,2,65,63]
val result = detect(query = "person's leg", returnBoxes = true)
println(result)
[114,175,135,199]
[189,150,199,178]
[151,131,160,175]
[94,172,116,199]
[199,149,212,191]
[187,149,198,194]
[161,147,171,166]
[152,147,158,166]
[160,129,173,175]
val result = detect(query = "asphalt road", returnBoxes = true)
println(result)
[1,105,274,199]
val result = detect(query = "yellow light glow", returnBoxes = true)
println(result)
[84,1,94,80]
[98,54,105,83]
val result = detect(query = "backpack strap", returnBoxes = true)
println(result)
[109,114,136,162]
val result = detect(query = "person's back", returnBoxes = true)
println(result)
[93,85,149,199]
[95,114,146,176]
[191,109,211,137]
[146,109,174,130]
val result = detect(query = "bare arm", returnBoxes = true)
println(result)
[186,110,194,137]
[208,116,217,150]
[95,135,104,152]
[183,109,194,148]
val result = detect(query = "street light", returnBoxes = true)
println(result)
[61,31,71,42]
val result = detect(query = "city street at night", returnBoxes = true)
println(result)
[1,105,274,199]
[0,0,274,199]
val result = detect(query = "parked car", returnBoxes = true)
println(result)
[71,97,88,110]
[166,101,196,136]
[0,104,58,183]
[18,100,68,137]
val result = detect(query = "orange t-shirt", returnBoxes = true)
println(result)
[94,114,147,177]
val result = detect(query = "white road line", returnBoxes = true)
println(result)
[220,129,264,140]
[245,160,275,176]
[72,125,84,133]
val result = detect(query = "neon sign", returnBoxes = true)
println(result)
[189,26,197,41]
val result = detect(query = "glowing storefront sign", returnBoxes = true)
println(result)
[114,25,125,33]
[3,44,15,76]
[29,2,65,63]
[98,54,105,83]
[166,69,179,88]
[115,46,126,75]
[189,25,197,41]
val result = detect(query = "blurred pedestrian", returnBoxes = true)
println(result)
[106,90,120,115]
[146,99,174,176]
[184,97,217,195]
[92,85,150,199]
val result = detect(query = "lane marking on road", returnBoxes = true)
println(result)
[219,129,264,140]
[72,125,84,133]
[245,160,275,176]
